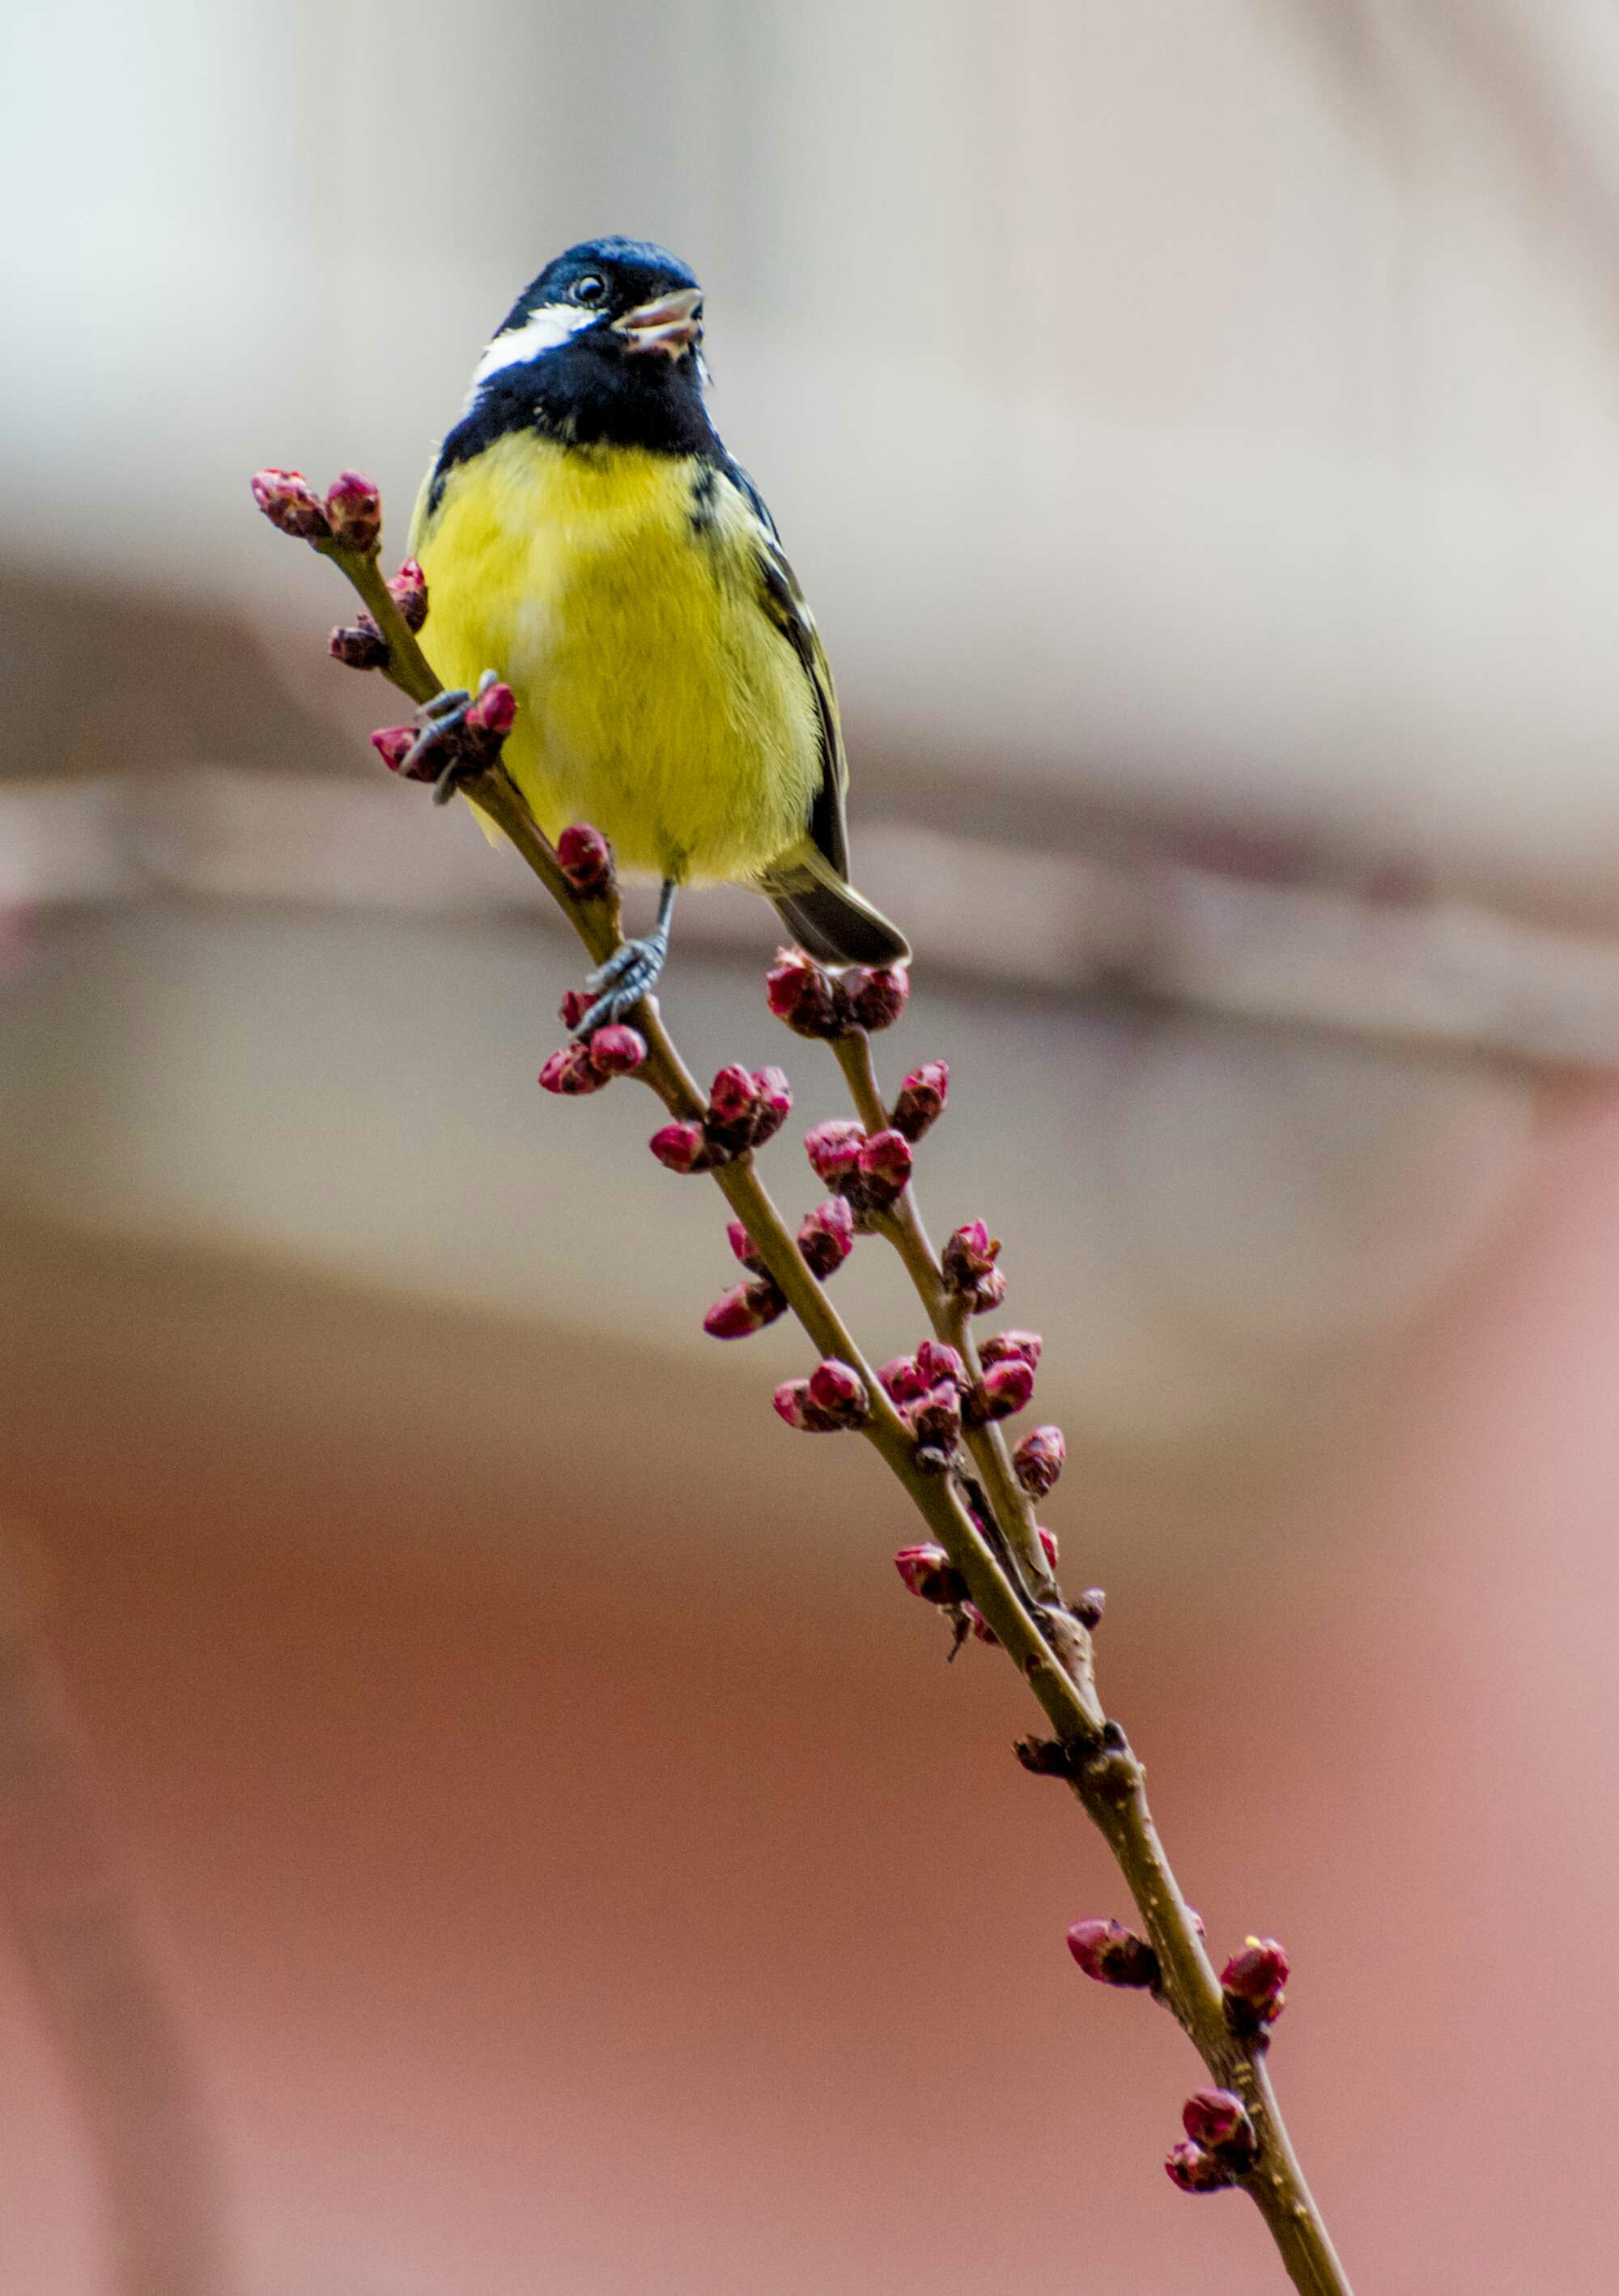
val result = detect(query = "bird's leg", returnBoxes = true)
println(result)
[573,878,679,1035]
[401,669,503,804]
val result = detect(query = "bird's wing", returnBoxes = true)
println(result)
[720,457,850,881]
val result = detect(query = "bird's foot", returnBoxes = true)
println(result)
[572,930,670,1035]
[402,669,503,805]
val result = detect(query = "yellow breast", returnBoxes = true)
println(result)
[411,431,822,883]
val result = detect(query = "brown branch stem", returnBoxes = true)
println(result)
[312,523,1353,2296]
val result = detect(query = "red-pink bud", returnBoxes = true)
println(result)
[773,1380,840,1432]
[538,1042,609,1096]
[1165,2141,1232,2194]
[766,946,844,1038]
[728,1219,767,1272]
[324,469,382,552]
[250,467,331,540]
[855,1128,911,1208]
[890,1060,949,1142]
[703,1278,787,1340]
[894,1544,968,1605]
[1066,1917,1160,1989]
[558,989,592,1031]
[1038,1526,1058,1570]
[1073,1587,1106,1629]
[1182,2090,1256,2157]
[370,724,417,775]
[972,1358,1035,1422]
[387,557,429,631]
[708,1064,759,1128]
[1013,1424,1065,1498]
[1221,1937,1289,2028]
[877,1354,927,1405]
[649,1121,716,1174]
[749,1065,793,1146]
[980,1330,1043,1370]
[797,1196,855,1278]
[914,1339,967,1391]
[329,617,388,671]
[806,1358,869,1426]
[907,1383,963,1463]
[588,1023,646,1076]
[843,964,909,1031]
[461,679,516,763]
[556,824,615,899]
[965,1605,999,1645]
[967,1266,1007,1314]
[942,1220,1000,1290]
[805,1119,865,1189]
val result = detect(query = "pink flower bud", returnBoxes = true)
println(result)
[1221,1937,1289,2028]
[461,679,516,765]
[387,558,428,631]
[979,1330,1043,1370]
[773,1380,841,1433]
[1013,1425,1065,1498]
[805,1119,865,1190]
[708,1064,759,1128]
[1165,2141,1232,2194]
[965,1605,999,1645]
[250,467,331,540]
[749,1065,793,1146]
[971,1358,1035,1422]
[370,724,417,775]
[556,824,615,899]
[1065,1917,1160,1989]
[329,617,388,671]
[1182,2090,1256,2157]
[1073,1588,1106,1629]
[941,1220,1000,1291]
[703,1278,787,1340]
[558,989,592,1031]
[855,1128,911,1208]
[649,1121,716,1174]
[877,1355,927,1405]
[890,1060,949,1142]
[914,1339,967,1391]
[806,1359,869,1426]
[728,1219,767,1272]
[797,1196,855,1278]
[893,1544,968,1605]
[588,1023,646,1076]
[1038,1526,1058,1570]
[907,1383,963,1456]
[843,964,909,1031]
[324,469,382,552]
[967,1267,1008,1314]
[766,947,843,1038]
[538,1042,608,1096]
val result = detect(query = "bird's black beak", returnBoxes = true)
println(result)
[613,287,703,359]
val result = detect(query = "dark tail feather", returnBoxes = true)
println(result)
[769,878,911,968]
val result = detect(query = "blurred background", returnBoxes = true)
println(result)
[3,1,1619,2289]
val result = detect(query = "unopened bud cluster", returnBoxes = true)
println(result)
[652,1063,794,1182]
[539,1011,649,1099]
[774,1359,869,1431]
[1165,2088,1258,2195]
[252,466,383,553]
[877,1341,968,1469]
[766,948,910,1040]
[937,1219,1007,1314]
[372,680,516,785]
[802,1118,912,1223]
[330,557,431,672]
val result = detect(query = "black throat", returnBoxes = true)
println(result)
[427,333,720,517]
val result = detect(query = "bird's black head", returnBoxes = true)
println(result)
[464,236,714,456]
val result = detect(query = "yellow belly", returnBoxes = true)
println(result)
[411,431,822,882]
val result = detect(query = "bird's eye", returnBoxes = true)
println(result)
[572,274,606,305]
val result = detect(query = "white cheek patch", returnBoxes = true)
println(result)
[467,303,598,397]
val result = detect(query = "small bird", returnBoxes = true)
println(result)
[408,236,909,1034]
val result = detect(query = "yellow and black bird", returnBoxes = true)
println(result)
[408,236,909,1034]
